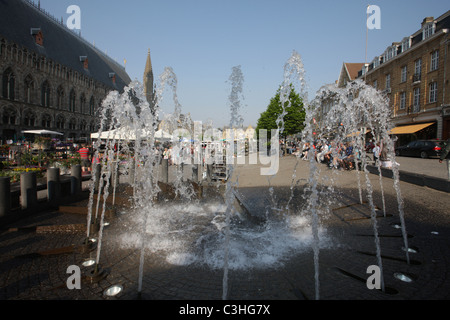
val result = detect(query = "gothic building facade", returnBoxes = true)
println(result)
[0,0,131,143]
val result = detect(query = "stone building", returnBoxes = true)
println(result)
[0,0,131,143]
[357,10,450,142]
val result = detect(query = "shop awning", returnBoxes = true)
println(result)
[389,122,434,135]
[346,129,371,138]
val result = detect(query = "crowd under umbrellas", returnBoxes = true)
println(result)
[83,51,410,300]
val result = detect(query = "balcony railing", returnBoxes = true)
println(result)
[412,73,421,83]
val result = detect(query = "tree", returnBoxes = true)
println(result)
[256,85,306,140]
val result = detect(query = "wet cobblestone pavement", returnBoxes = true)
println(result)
[1,159,449,306]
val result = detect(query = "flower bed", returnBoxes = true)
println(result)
[0,166,46,183]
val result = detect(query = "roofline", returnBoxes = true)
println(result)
[361,28,449,78]
[22,0,126,72]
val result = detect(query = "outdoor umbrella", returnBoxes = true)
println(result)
[22,130,64,136]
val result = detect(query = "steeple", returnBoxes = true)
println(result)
[144,48,154,106]
[144,48,153,75]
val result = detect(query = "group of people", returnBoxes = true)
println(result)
[296,139,393,170]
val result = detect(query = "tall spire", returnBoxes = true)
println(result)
[145,48,153,75]
[144,48,155,107]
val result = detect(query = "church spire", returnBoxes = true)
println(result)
[145,49,153,75]
[144,48,155,107]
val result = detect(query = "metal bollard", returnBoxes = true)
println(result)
[47,167,60,203]
[0,177,11,217]
[110,161,120,189]
[94,163,102,192]
[20,172,37,210]
[192,164,199,182]
[71,164,82,194]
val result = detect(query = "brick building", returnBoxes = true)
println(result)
[358,10,450,144]
[0,0,131,143]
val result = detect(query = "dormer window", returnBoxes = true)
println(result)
[372,56,380,68]
[80,56,88,69]
[423,22,435,40]
[30,28,44,46]
[401,37,411,53]
[109,72,116,84]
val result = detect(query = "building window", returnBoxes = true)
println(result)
[413,88,420,112]
[89,96,95,115]
[401,37,410,52]
[2,68,15,100]
[400,92,406,110]
[56,86,64,109]
[2,107,16,125]
[41,114,51,128]
[373,80,377,90]
[430,50,439,71]
[69,118,77,130]
[24,112,36,127]
[401,66,407,83]
[423,22,435,40]
[24,75,34,103]
[385,74,391,89]
[386,46,396,61]
[80,94,86,114]
[413,59,422,82]
[56,115,65,129]
[373,57,380,68]
[429,82,438,103]
[69,89,76,112]
[41,81,51,107]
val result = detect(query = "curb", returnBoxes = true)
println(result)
[366,165,450,193]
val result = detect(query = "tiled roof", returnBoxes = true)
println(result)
[344,63,365,80]
[0,0,131,91]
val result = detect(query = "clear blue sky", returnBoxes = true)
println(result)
[38,0,449,127]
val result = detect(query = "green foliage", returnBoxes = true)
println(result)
[256,85,306,139]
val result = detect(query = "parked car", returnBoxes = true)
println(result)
[395,140,443,159]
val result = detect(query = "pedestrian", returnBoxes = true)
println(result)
[439,138,450,180]
[373,142,380,165]
[78,143,91,174]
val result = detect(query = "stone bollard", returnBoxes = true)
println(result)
[128,161,135,185]
[192,164,199,183]
[207,164,213,182]
[110,161,120,189]
[47,167,60,204]
[71,164,82,194]
[94,163,102,193]
[20,172,37,210]
[0,177,11,217]
[161,158,169,184]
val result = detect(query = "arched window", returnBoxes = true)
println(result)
[2,107,17,125]
[41,80,51,107]
[2,68,15,100]
[80,93,86,114]
[56,115,65,129]
[80,119,87,131]
[69,89,76,112]
[56,86,64,109]
[89,121,96,132]
[89,96,95,115]
[23,110,36,127]
[24,75,34,104]
[69,118,77,130]
[41,113,52,128]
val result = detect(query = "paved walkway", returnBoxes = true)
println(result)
[0,156,449,305]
